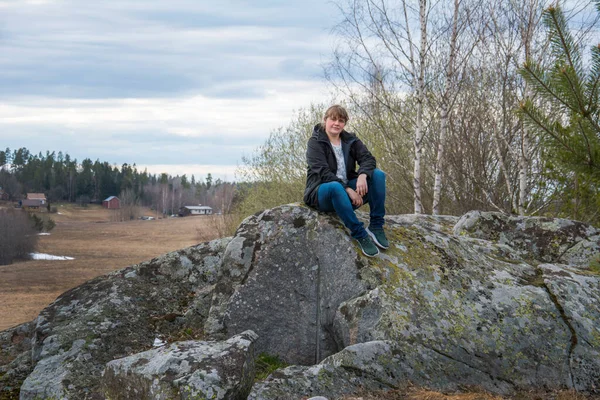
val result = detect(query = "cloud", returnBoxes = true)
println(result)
[0,79,329,176]
[0,0,340,180]
[1,79,326,133]
[138,164,240,182]
[0,0,335,99]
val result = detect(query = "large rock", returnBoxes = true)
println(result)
[249,341,405,400]
[2,206,600,399]
[332,213,600,394]
[0,321,34,399]
[454,210,599,267]
[205,205,368,365]
[17,238,230,400]
[102,330,258,400]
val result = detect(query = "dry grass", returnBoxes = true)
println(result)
[340,388,501,400]
[0,203,224,331]
[340,387,598,400]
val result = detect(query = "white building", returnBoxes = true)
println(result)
[181,205,213,216]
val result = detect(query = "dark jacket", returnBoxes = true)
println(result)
[303,124,377,208]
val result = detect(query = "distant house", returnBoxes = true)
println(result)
[27,193,46,205]
[179,205,213,216]
[102,196,120,209]
[21,199,45,210]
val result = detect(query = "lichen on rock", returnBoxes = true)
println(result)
[2,207,600,399]
[102,330,258,400]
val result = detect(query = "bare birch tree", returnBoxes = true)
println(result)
[431,0,481,214]
[328,0,434,214]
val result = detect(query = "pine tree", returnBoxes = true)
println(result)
[518,2,600,221]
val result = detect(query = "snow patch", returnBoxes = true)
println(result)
[29,253,74,260]
[38,232,51,236]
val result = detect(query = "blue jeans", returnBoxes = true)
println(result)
[317,169,386,239]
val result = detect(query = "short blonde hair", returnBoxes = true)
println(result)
[324,105,349,122]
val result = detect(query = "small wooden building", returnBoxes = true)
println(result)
[102,196,120,209]
[27,193,47,205]
[179,205,213,217]
[21,199,45,210]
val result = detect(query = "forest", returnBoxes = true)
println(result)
[0,147,236,217]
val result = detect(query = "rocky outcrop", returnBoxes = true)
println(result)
[249,341,410,399]
[14,238,230,400]
[0,321,34,399]
[332,212,600,394]
[1,205,599,399]
[453,210,599,267]
[205,205,368,365]
[102,330,257,400]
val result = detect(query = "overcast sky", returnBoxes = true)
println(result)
[0,0,340,181]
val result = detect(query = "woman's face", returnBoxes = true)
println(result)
[324,116,346,136]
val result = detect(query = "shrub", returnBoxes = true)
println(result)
[27,213,56,232]
[0,209,38,265]
[28,213,44,232]
[45,217,56,232]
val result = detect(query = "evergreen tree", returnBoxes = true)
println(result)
[518,2,600,221]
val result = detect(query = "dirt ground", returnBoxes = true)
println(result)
[0,203,224,331]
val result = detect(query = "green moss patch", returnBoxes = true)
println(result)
[588,255,600,275]
[254,353,288,381]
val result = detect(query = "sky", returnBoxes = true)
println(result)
[0,0,340,182]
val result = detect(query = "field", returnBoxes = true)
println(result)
[0,203,225,331]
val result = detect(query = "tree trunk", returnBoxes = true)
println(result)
[432,103,448,215]
[492,125,515,211]
[518,125,529,215]
[433,0,460,215]
[413,0,427,214]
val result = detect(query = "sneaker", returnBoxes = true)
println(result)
[367,228,389,249]
[356,235,379,257]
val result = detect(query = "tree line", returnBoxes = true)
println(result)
[0,148,236,216]
[236,0,600,226]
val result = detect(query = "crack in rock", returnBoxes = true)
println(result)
[536,267,578,389]
[420,342,515,387]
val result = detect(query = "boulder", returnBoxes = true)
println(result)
[205,205,368,365]
[249,341,403,400]
[102,330,257,400]
[207,207,600,395]
[453,210,598,267]
[0,321,34,399]
[333,212,600,394]
[17,238,230,400]
[2,206,600,399]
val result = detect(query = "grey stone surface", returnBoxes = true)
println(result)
[453,210,598,265]
[102,330,257,400]
[18,238,230,400]
[331,212,600,394]
[560,235,600,269]
[540,263,600,392]
[249,341,412,400]
[0,321,34,398]
[3,206,600,399]
[205,205,368,365]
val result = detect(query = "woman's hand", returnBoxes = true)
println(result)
[346,187,363,206]
[356,174,368,197]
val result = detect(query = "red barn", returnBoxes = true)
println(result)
[102,196,120,209]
